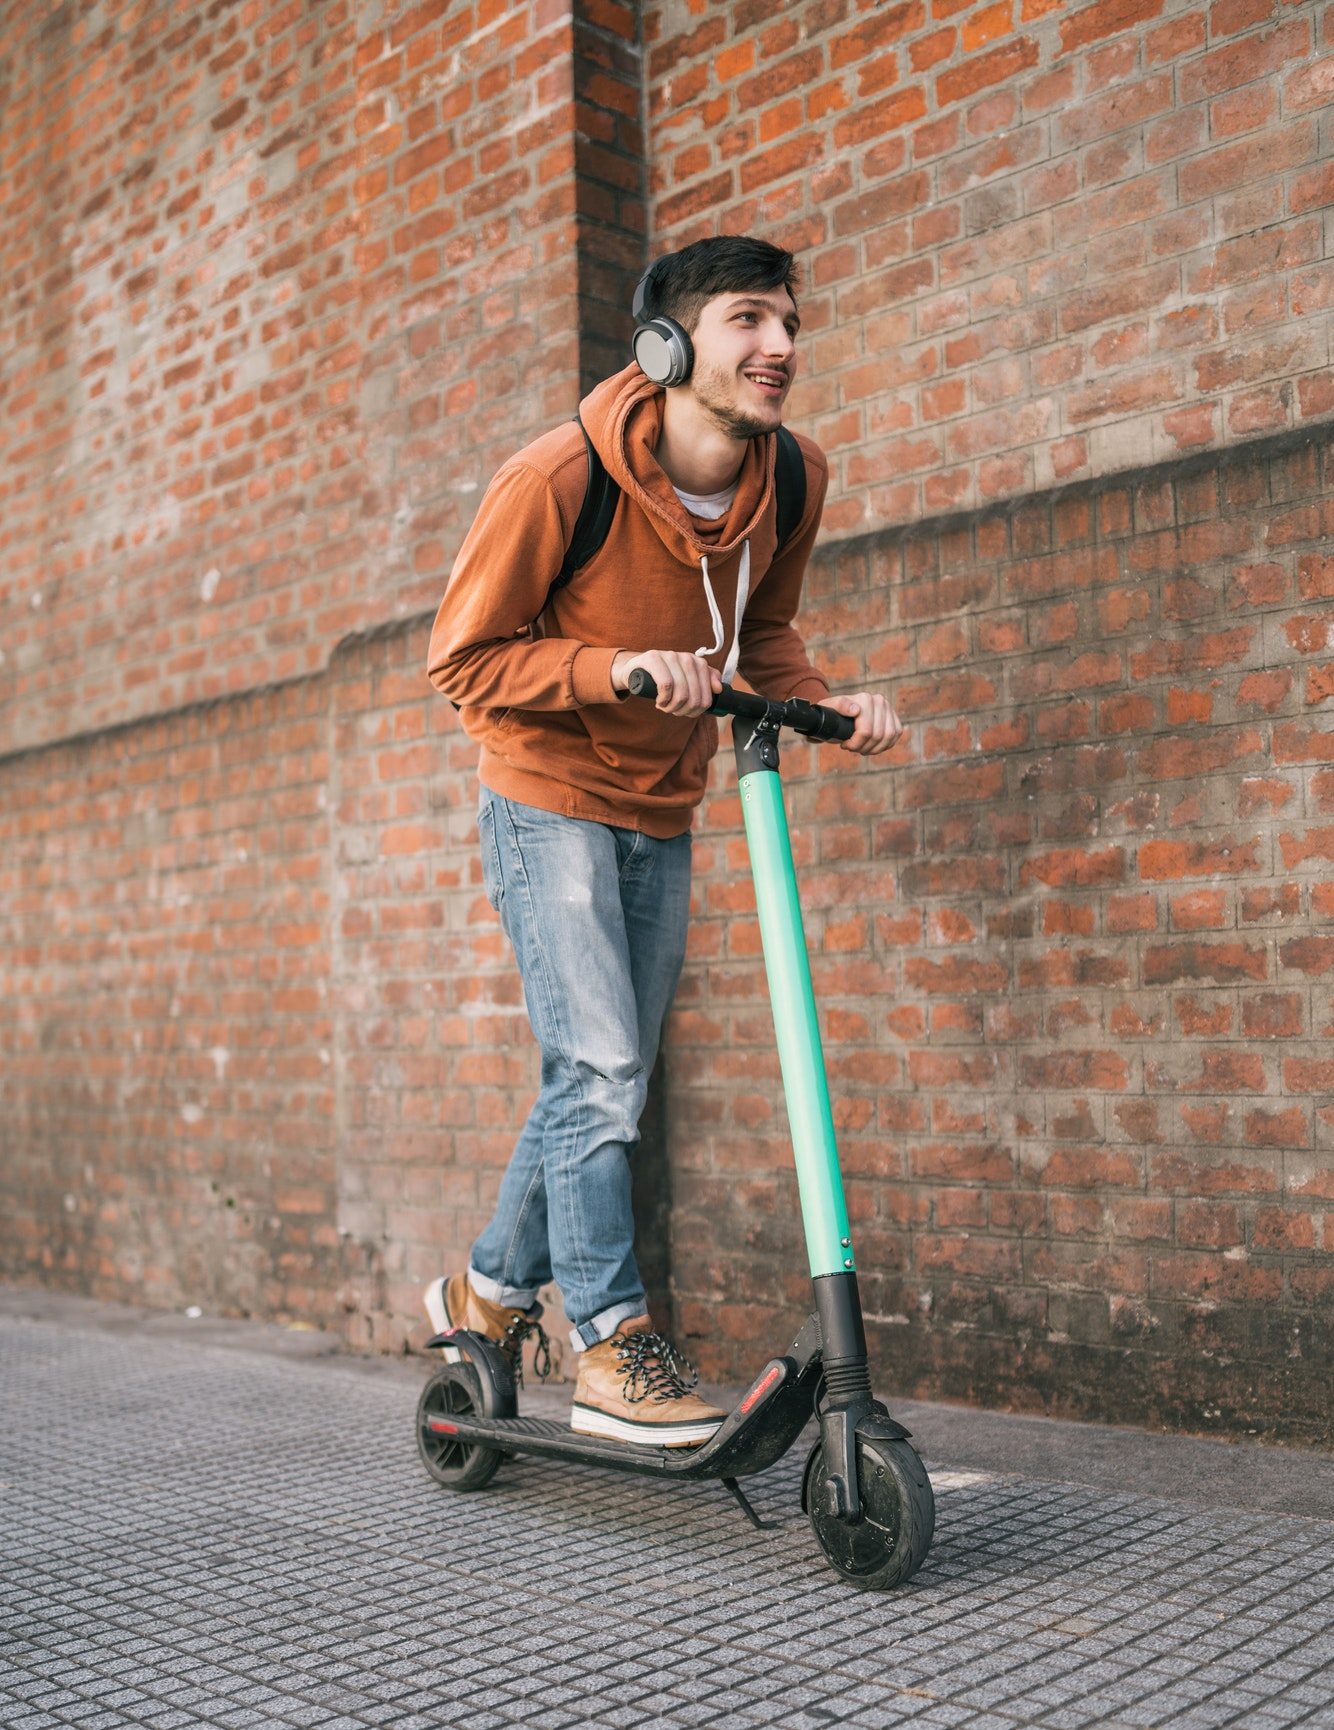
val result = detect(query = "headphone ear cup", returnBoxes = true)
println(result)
[632,317,694,387]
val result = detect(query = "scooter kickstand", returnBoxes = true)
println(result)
[720,1477,773,1531]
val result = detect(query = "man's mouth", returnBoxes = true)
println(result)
[744,370,787,397]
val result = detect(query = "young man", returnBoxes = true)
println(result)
[425,235,902,1448]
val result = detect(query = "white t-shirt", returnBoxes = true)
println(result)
[673,483,737,521]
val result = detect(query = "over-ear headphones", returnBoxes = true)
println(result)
[631,265,694,387]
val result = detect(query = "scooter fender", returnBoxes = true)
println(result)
[424,1327,465,1364]
[423,1328,517,1419]
[857,1405,912,1444]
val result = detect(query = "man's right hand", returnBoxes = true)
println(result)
[611,650,722,717]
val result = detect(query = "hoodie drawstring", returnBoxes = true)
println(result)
[696,553,724,659]
[695,543,750,686]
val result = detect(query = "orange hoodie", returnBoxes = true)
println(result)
[426,364,830,837]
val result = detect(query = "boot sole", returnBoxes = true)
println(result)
[570,1401,722,1449]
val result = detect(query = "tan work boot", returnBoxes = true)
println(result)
[423,1275,549,1381]
[571,1316,725,1448]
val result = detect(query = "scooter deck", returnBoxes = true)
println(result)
[422,1349,824,1481]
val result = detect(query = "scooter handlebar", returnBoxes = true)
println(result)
[626,668,856,743]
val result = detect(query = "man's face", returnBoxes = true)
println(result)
[684,288,801,439]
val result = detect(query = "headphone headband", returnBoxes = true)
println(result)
[631,266,654,325]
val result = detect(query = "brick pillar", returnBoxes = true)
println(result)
[573,0,648,392]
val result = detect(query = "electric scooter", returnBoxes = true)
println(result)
[416,676,935,1591]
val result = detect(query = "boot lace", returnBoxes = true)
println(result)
[613,1330,701,1404]
[500,1311,551,1386]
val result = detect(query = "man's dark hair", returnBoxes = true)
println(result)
[641,235,799,334]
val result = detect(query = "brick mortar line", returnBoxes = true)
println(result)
[650,10,1321,192]
[0,611,437,775]
[2,417,1331,772]
[809,416,1334,566]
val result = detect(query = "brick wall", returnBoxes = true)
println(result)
[0,683,340,1317]
[0,0,622,755]
[3,0,1331,1440]
[0,624,627,1368]
[644,0,1334,531]
[672,425,1333,1443]
[4,425,1328,1434]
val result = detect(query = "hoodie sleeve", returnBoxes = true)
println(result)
[735,439,831,704]
[426,460,620,711]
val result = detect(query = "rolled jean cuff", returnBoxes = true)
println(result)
[468,1265,541,1311]
[571,1299,647,1354]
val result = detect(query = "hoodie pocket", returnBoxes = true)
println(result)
[662,714,718,792]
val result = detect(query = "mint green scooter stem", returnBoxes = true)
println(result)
[738,766,855,1280]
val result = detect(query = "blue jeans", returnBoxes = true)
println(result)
[469,789,692,1350]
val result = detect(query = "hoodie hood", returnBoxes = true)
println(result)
[578,363,776,567]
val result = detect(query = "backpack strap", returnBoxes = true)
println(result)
[773,424,806,555]
[553,415,621,591]
[553,417,807,592]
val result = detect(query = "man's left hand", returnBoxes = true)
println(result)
[822,691,905,756]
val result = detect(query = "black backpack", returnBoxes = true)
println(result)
[446,424,808,710]
[552,417,807,590]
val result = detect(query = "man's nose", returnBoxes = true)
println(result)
[762,320,796,362]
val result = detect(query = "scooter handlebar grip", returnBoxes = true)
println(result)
[626,672,854,743]
[786,697,856,742]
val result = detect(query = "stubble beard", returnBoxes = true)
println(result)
[689,359,782,441]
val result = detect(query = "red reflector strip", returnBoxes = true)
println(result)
[739,1363,784,1415]
[427,1418,459,1435]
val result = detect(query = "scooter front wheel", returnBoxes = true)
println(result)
[416,1364,503,1491]
[804,1437,934,1590]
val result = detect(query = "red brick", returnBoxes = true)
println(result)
[715,40,756,80]
[1176,1200,1243,1248]
[963,1,1015,52]
[1241,994,1304,1038]
[1179,119,1316,204]
[1245,1108,1311,1151]
[1145,11,1207,64]
[1240,883,1301,923]
[830,2,928,66]
[1144,941,1269,984]
[1139,838,1261,880]
[1284,55,1334,114]
[1063,0,1165,50]
[1180,19,1312,103]
[832,84,929,146]
[937,38,1040,107]
[1280,936,1334,976]
[1253,1207,1316,1250]
[1019,846,1126,888]
[906,25,954,72]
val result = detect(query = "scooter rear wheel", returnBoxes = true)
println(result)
[805,1437,934,1590]
[416,1364,503,1491]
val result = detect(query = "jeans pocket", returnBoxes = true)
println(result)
[477,799,504,911]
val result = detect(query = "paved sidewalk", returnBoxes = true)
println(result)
[2,1289,1332,1730]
